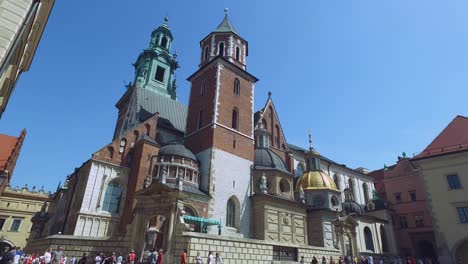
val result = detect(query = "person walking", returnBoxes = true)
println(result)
[156,249,163,264]
[77,254,86,264]
[214,253,222,264]
[329,257,336,264]
[43,249,51,264]
[180,250,187,264]
[300,256,305,264]
[322,256,327,264]
[148,249,157,264]
[128,250,136,264]
[311,256,318,264]
[195,252,202,264]
[207,252,213,264]
[51,247,63,264]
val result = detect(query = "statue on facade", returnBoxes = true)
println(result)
[259,172,268,194]
[144,174,152,188]
[161,165,168,184]
[299,185,305,204]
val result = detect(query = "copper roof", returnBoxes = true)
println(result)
[415,115,468,159]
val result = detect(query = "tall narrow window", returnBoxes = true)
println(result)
[333,174,340,190]
[197,110,203,129]
[234,78,240,95]
[415,214,424,226]
[409,191,416,201]
[364,227,374,252]
[102,181,122,213]
[200,80,205,95]
[161,36,168,48]
[348,179,354,198]
[235,46,240,61]
[363,183,369,204]
[261,119,267,130]
[447,174,462,189]
[218,42,225,56]
[380,226,388,252]
[226,198,236,227]
[107,146,114,159]
[275,125,280,147]
[133,130,139,143]
[155,66,165,82]
[457,207,468,223]
[399,215,408,228]
[204,46,209,61]
[10,218,22,232]
[232,108,239,130]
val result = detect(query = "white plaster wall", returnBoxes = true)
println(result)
[195,148,212,194]
[356,220,383,254]
[209,148,252,237]
[74,161,128,237]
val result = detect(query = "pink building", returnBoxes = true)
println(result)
[370,156,436,259]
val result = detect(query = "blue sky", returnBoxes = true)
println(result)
[2,0,468,191]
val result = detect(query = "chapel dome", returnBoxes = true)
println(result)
[254,148,289,174]
[295,171,339,191]
[342,201,366,215]
[159,142,196,161]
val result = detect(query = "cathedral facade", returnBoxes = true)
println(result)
[27,13,398,263]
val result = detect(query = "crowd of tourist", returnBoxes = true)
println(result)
[300,255,436,264]
[0,246,438,264]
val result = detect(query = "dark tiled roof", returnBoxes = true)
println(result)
[342,201,365,215]
[254,148,290,174]
[137,89,187,133]
[164,183,208,196]
[159,142,196,160]
[414,115,468,159]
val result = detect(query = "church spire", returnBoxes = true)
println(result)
[214,8,238,35]
[305,130,322,172]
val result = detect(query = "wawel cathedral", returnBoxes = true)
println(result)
[27,12,399,263]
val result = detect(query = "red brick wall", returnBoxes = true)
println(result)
[200,33,246,69]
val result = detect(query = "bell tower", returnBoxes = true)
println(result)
[185,10,258,237]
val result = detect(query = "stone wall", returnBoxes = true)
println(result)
[172,232,340,264]
[25,235,130,263]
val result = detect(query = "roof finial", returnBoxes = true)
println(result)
[268,91,272,98]
[224,8,229,16]
[308,129,313,151]
[164,16,169,25]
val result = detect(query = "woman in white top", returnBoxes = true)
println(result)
[44,249,52,264]
[215,253,222,264]
[195,252,202,264]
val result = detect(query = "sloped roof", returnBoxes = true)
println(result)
[415,115,468,159]
[214,14,238,35]
[254,148,290,174]
[0,134,18,169]
[137,88,187,132]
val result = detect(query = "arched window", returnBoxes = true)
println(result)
[145,124,151,136]
[107,146,114,159]
[364,227,375,252]
[235,46,240,61]
[333,174,340,190]
[102,181,122,213]
[279,179,290,193]
[348,178,355,198]
[295,163,304,178]
[331,195,340,207]
[275,125,280,147]
[218,42,225,56]
[363,183,369,204]
[234,78,240,95]
[197,110,203,129]
[226,197,236,227]
[133,130,139,143]
[161,36,168,48]
[204,46,209,61]
[232,108,239,130]
[380,226,388,252]
[200,80,205,95]
[119,138,126,154]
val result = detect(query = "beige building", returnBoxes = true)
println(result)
[413,115,468,264]
[0,0,55,118]
[0,185,50,251]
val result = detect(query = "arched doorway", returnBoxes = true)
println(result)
[417,240,436,260]
[455,240,468,264]
[0,240,14,252]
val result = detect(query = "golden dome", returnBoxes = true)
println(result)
[296,171,339,191]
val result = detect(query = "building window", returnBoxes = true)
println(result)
[0,218,5,230]
[107,146,114,159]
[275,125,280,147]
[145,123,151,136]
[232,108,239,130]
[395,193,402,203]
[279,179,290,193]
[399,215,408,229]
[364,227,374,252]
[226,197,236,227]
[155,66,165,82]
[235,46,240,61]
[457,207,468,223]
[295,163,304,178]
[409,191,416,201]
[204,46,209,61]
[102,181,122,213]
[161,36,168,48]
[447,174,462,189]
[261,119,267,130]
[200,80,205,95]
[10,218,22,232]
[380,226,388,252]
[197,110,203,129]
[363,183,369,204]
[333,174,340,190]
[272,246,298,261]
[218,42,225,56]
[234,78,240,95]
[331,195,340,207]
[348,179,355,198]
[415,214,424,227]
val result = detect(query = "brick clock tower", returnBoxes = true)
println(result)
[185,10,258,236]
